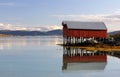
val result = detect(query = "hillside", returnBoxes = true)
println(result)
[0,29,62,36]
[109,31,120,41]
[0,29,120,37]
[109,31,120,35]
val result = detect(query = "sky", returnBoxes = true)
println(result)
[0,0,120,32]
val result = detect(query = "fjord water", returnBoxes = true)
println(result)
[0,36,120,77]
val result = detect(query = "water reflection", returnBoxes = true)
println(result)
[0,36,62,50]
[62,47,119,71]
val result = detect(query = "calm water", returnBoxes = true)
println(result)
[0,36,120,77]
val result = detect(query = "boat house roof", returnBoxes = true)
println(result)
[62,21,107,30]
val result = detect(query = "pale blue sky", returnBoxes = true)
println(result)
[0,0,120,31]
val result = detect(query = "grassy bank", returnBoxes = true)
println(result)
[0,34,11,37]
[59,44,120,52]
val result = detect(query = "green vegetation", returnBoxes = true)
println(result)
[110,32,120,41]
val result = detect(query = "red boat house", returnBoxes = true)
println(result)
[62,21,107,45]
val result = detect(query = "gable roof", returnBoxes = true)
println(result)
[62,21,107,30]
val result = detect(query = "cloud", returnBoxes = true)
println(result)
[6,18,23,21]
[53,11,120,32]
[0,2,27,7]
[0,2,15,6]
[0,23,62,31]
[53,14,120,22]
[40,25,62,31]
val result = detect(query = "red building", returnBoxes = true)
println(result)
[62,21,107,44]
[62,47,107,71]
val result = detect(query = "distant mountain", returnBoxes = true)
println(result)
[108,30,120,41]
[109,31,120,35]
[46,29,62,35]
[0,29,62,36]
[0,29,119,36]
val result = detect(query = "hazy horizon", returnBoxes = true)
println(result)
[0,0,120,32]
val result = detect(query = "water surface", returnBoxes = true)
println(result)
[0,36,120,77]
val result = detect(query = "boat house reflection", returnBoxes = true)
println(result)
[62,47,108,71]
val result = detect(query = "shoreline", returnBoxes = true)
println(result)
[58,44,120,52]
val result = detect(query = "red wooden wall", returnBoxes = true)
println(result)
[63,55,107,63]
[63,25,107,38]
